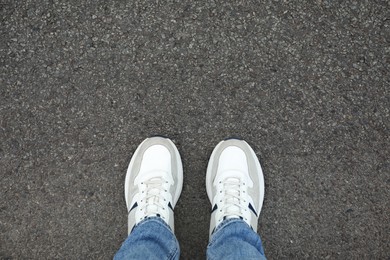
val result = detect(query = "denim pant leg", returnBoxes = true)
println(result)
[114,217,180,260]
[207,218,266,260]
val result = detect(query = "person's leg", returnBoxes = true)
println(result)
[114,137,183,260]
[206,138,266,260]
[207,218,266,259]
[114,217,179,259]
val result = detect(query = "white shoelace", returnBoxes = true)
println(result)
[218,177,247,221]
[139,177,169,219]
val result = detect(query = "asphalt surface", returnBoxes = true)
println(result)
[1,0,389,259]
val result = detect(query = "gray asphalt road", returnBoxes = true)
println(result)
[1,0,389,259]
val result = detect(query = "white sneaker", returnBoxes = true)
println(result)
[206,139,265,237]
[124,136,183,234]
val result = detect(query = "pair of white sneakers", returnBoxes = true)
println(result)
[124,136,265,237]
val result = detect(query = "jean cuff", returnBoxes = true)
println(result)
[131,216,173,234]
[211,218,251,238]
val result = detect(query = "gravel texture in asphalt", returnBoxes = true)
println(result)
[1,0,389,259]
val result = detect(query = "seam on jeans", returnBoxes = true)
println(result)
[167,245,179,260]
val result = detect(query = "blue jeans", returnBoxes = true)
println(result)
[114,217,266,260]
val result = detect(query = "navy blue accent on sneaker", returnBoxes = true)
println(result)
[168,202,174,211]
[128,202,138,213]
[150,134,169,139]
[130,224,136,233]
[211,204,218,213]
[224,136,243,141]
[248,203,258,217]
